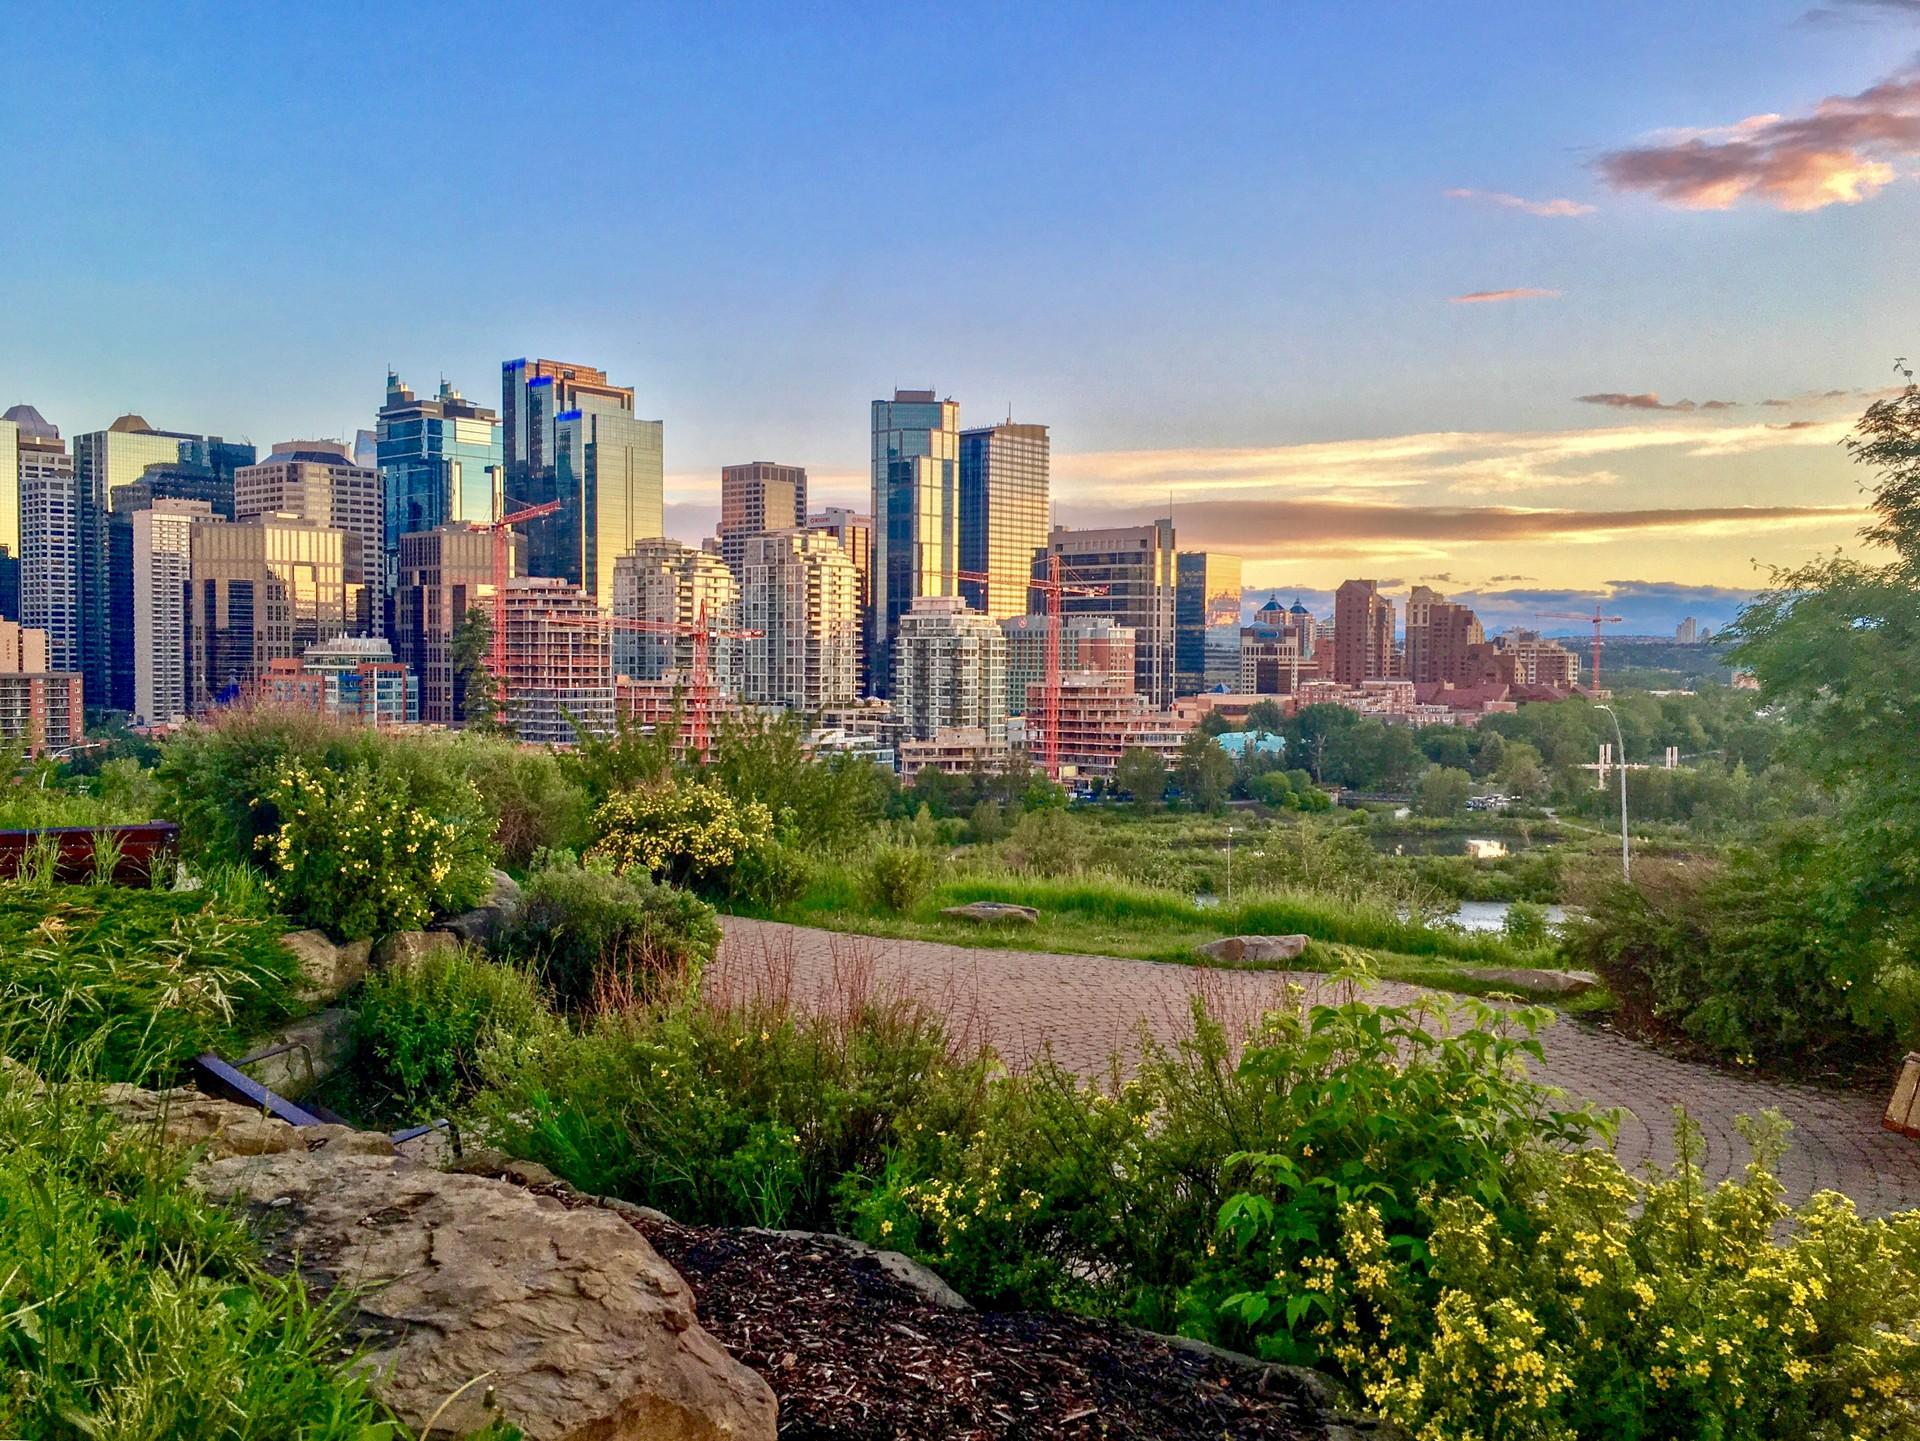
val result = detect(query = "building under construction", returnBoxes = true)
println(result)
[503,577,613,745]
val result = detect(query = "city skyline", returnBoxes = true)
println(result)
[3,5,1910,628]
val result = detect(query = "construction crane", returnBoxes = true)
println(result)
[537,605,760,761]
[1536,606,1625,691]
[478,498,562,723]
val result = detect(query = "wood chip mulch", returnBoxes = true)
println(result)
[627,1213,1337,1441]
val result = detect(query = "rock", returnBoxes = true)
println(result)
[302,1122,398,1157]
[198,1149,777,1440]
[373,928,461,974]
[240,1008,355,1099]
[1132,1329,1395,1437]
[98,1085,305,1159]
[940,901,1039,926]
[755,1228,971,1311]
[1459,966,1602,997]
[283,929,369,1004]
[488,868,523,916]
[1195,934,1310,965]
[433,906,504,947]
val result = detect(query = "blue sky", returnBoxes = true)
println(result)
[2,2,1912,625]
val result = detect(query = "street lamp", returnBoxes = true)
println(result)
[1225,824,1236,906]
[1594,704,1630,880]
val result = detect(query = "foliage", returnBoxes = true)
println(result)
[353,946,554,1118]
[1174,731,1234,810]
[500,861,721,1012]
[587,777,774,890]
[255,757,493,941]
[1416,765,1473,817]
[709,711,894,852]
[448,735,591,868]
[558,709,675,804]
[0,886,302,1083]
[861,844,938,914]
[451,604,506,734]
[1502,899,1552,948]
[1113,747,1169,809]
[0,1075,402,1439]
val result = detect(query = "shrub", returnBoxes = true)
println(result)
[860,844,936,914]
[353,947,554,1118]
[450,734,591,867]
[1502,898,1552,948]
[725,837,814,910]
[0,886,302,1083]
[254,757,493,940]
[500,863,721,1011]
[587,778,774,890]
[1248,771,1294,808]
[1416,765,1473,818]
[997,807,1092,878]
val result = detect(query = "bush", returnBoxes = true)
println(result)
[587,778,774,890]
[1416,765,1473,818]
[0,886,302,1083]
[254,757,494,940]
[500,863,721,1011]
[353,947,553,1118]
[860,844,936,914]
[450,734,591,867]
[1502,898,1552,948]
[725,837,814,910]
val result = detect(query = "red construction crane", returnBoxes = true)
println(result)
[479,498,562,723]
[1537,606,1625,691]
[538,605,760,761]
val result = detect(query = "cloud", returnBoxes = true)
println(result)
[1596,58,1920,211]
[1450,287,1561,304]
[1444,188,1597,218]
[1576,392,1698,411]
[1802,0,1920,24]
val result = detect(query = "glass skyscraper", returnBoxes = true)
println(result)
[870,389,960,697]
[1174,551,1243,694]
[376,372,502,576]
[959,422,1050,622]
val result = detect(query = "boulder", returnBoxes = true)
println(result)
[284,929,369,1005]
[1195,934,1310,965]
[1459,966,1602,997]
[755,1227,971,1311]
[240,1008,355,1099]
[940,901,1039,926]
[488,868,524,916]
[431,872,526,950]
[373,928,461,974]
[98,1084,305,1159]
[198,1149,777,1440]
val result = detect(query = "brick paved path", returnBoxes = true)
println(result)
[715,918,1920,1216]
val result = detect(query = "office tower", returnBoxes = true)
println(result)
[1676,616,1699,644]
[871,389,960,695]
[1042,519,1178,709]
[501,577,614,746]
[131,499,213,727]
[0,415,15,619]
[718,462,808,575]
[808,508,873,692]
[1333,579,1395,685]
[502,358,662,608]
[107,461,236,713]
[611,538,740,689]
[1174,552,1242,694]
[188,515,352,715]
[959,422,1050,621]
[393,523,508,726]
[1238,596,1322,694]
[377,372,503,575]
[6,406,77,671]
[892,595,1008,744]
[739,530,859,713]
[236,441,382,593]
[353,429,379,471]
[1001,614,1136,716]
[74,416,253,706]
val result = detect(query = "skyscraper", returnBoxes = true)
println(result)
[5,406,75,669]
[958,422,1050,621]
[1333,578,1395,685]
[871,390,960,696]
[236,441,382,604]
[893,595,1009,744]
[611,538,740,690]
[739,530,859,713]
[501,576,614,746]
[0,415,17,620]
[189,514,353,714]
[1043,520,1178,709]
[1174,552,1242,694]
[808,508,873,693]
[132,499,214,726]
[502,358,662,608]
[108,460,235,712]
[717,462,808,575]
[393,523,505,726]
[376,373,502,574]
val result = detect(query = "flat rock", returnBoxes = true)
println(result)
[1195,934,1310,965]
[373,928,461,974]
[197,1149,777,1440]
[284,929,369,1005]
[1459,966,1602,997]
[941,901,1039,925]
[98,1084,305,1159]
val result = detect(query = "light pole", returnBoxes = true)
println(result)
[1594,704,1630,880]
[1225,824,1236,906]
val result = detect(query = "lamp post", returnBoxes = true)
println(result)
[1226,824,1236,906]
[1594,704,1630,880]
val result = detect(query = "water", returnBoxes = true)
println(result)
[1369,832,1541,856]
[1449,900,1569,934]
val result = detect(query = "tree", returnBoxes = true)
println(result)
[1284,703,1360,783]
[1495,740,1547,800]
[1415,765,1473,817]
[1175,732,1235,811]
[451,606,508,735]
[1113,747,1169,809]
[1197,711,1235,739]
[1248,770,1295,808]
[1244,699,1286,735]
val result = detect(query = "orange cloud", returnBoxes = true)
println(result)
[1598,58,1920,211]
[1445,188,1597,217]
[1450,287,1561,304]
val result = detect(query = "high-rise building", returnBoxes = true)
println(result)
[1493,628,1581,688]
[958,422,1049,622]
[871,390,960,695]
[6,406,77,672]
[1403,585,1485,686]
[1676,616,1699,644]
[108,461,237,713]
[376,373,502,576]
[718,462,807,576]
[131,499,213,727]
[893,596,1008,744]
[808,508,873,692]
[1239,596,1323,694]
[502,358,662,608]
[235,441,382,596]
[1001,614,1136,716]
[0,414,16,619]
[299,636,419,727]
[0,618,82,755]
[189,514,353,715]
[501,576,614,746]
[74,416,253,706]
[1333,579,1395,685]
[1042,520,1178,708]
[611,538,740,690]
[739,530,859,713]
[1174,552,1242,694]
[393,523,508,726]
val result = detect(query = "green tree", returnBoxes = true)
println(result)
[1243,699,1286,735]
[1113,746,1169,809]
[1415,765,1472,817]
[451,605,508,735]
[1175,732,1234,811]
[1494,740,1547,800]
